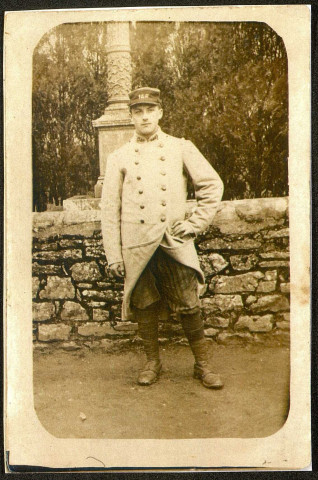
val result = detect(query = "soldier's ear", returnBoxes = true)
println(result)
[158,108,163,120]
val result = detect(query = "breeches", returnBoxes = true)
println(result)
[131,247,200,314]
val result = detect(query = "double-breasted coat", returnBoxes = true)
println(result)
[101,128,223,320]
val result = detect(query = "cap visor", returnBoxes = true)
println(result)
[129,99,161,107]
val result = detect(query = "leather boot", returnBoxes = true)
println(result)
[190,338,224,389]
[136,306,162,386]
[180,311,224,389]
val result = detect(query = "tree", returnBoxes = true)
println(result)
[32,22,108,210]
[130,21,288,200]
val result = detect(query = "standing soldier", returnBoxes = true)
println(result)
[101,87,224,388]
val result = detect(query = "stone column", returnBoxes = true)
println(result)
[93,22,134,198]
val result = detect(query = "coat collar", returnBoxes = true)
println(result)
[132,127,164,144]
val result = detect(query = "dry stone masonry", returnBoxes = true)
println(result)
[32,197,290,351]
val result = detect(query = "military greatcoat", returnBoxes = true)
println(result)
[101,128,224,320]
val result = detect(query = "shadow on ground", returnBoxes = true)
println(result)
[33,343,290,439]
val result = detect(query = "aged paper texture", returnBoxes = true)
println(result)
[4,5,311,470]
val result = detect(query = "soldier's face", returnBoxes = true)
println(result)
[130,104,163,138]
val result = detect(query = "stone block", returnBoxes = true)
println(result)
[77,283,93,289]
[99,338,131,352]
[33,343,51,352]
[33,250,82,261]
[200,238,261,252]
[33,242,58,251]
[86,301,107,308]
[217,331,253,345]
[86,247,106,258]
[280,283,290,293]
[60,301,89,321]
[96,282,114,288]
[211,198,288,235]
[39,277,75,300]
[70,261,102,282]
[113,322,138,333]
[61,341,81,351]
[264,270,277,281]
[202,295,243,314]
[63,196,101,211]
[32,278,40,298]
[81,289,122,302]
[256,280,276,293]
[250,295,289,313]
[245,295,257,306]
[259,261,289,268]
[204,328,218,337]
[199,253,228,276]
[263,228,289,239]
[33,302,55,321]
[32,263,64,276]
[260,251,290,259]
[210,272,264,294]
[59,238,83,248]
[84,240,105,258]
[276,321,290,330]
[78,322,118,337]
[204,316,229,328]
[83,238,103,247]
[230,254,259,271]
[235,314,273,332]
[93,309,110,321]
[38,324,71,342]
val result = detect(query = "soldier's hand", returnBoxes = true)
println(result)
[109,262,125,278]
[171,220,195,238]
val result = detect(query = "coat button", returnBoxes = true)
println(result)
[135,148,139,152]
[161,186,166,191]
[159,143,163,148]
[161,201,166,206]
[137,176,141,180]
[140,219,145,223]
[140,205,145,209]
[161,216,166,222]
[160,171,166,176]
[160,156,165,161]
[139,190,143,194]
[135,161,139,165]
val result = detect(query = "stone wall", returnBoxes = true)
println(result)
[32,197,290,351]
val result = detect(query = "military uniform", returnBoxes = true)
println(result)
[101,87,224,388]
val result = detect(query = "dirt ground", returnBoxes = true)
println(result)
[33,343,290,439]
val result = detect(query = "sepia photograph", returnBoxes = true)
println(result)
[4,5,311,471]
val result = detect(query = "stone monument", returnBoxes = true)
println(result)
[92,21,134,198]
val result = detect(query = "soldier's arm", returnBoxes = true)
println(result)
[100,152,124,268]
[182,139,224,235]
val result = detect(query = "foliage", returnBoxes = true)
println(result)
[131,22,288,200]
[33,21,288,210]
[32,22,108,210]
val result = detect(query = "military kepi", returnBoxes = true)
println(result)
[129,87,161,107]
